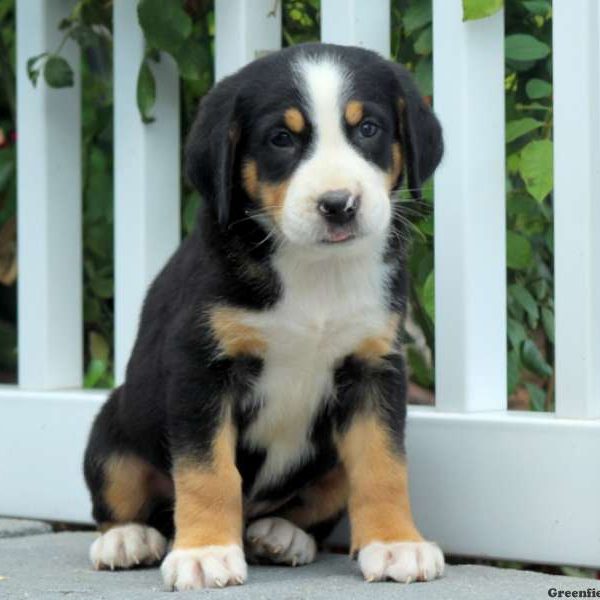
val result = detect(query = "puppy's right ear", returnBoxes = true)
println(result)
[185,78,240,229]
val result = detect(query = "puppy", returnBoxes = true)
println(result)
[84,42,444,590]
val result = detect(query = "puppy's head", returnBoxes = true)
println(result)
[185,44,443,249]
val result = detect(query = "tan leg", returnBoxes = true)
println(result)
[336,414,444,583]
[161,418,247,590]
[89,454,170,570]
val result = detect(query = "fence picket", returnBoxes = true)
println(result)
[553,0,600,418]
[113,3,180,384]
[432,0,507,411]
[321,0,390,56]
[215,0,282,81]
[16,0,82,389]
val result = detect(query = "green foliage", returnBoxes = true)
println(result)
[505,33,551,61]
[5,0,556,410]
[395,0,555,411]
[463,0,503,21]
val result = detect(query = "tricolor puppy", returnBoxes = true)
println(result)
[84,43,444,591]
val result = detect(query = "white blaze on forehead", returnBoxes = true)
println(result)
[295,56,350,145]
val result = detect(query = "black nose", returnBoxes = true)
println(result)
[317,190,361,225]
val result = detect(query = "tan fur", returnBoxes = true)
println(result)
[345,100,364,126]
[284,107,305,133]
[388,142,403,190]
[210,306,267,358]
[261,180,289,220]
[103,454,170,523]
[241,158,288,223]
[173,419,243,549]
[282,465,349,529]
[354,313,401,364]
[336,416,423,554]
[241,159,260,200]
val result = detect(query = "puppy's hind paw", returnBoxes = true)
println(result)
[90,523,167,570]
[246,517,317,566]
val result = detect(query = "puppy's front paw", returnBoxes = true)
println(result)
[358,541,444,583]
[161,545,247,591]
[90,523,167,570]
[246,517,317,566]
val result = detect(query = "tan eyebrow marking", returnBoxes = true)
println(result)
[284,108,305,133]
[345,100,364,126]
[387,142,404,190]
[241,159,260,200]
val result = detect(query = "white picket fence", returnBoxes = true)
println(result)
[2,0,599,568]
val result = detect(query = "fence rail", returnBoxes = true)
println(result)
[2,0,599,568]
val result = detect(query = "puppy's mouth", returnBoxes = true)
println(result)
[321,225,356,244]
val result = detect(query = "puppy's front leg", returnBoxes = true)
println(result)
[335,355,444,583]
[162,389,246,591]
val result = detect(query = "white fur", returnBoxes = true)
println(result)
[161,545,247,590]
[241,242,390,493]
[89,523,167,570]
[358,541,445,583]
[238,57,394,493]
[281,55,391,246]
[246,517,317,566]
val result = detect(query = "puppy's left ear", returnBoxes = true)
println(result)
[184,77,241,228]
[390,63,443,199]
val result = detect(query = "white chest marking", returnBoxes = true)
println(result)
[241,244,390,493]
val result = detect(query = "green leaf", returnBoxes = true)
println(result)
[175,38,210,81]
[519,139,553,202]
[505,34,551,61]
[521,339,552,378]
[422,270,435,321]
[69,24,99,48]
[0,156,15,191]
[463,0,503,21]
[89,331,109,361]
[413,27,432,56]
[541,307,555,344]
[407,346,433,388]
[415,57,433,96]
[507,317,527,350]
[507,349,520,394]
[509,284,539,321]
[402,2,432,34]
[183,192,200,235]
[137,0,192,55]
[524,382,546,411]
[137,60,156,124]
[417,215,434,237]
[84,358,107,388]
[526,78,552,99]
[506,231,533,270]
[523,0,551,16]
[507,152,520,174]
[90,276,113,299]
[26,53,48,87]
[506,118,543,143]
[43,55,74,88]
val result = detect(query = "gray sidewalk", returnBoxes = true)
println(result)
[0,524,598,599]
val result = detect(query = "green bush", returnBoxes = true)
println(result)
[0,0,555,412]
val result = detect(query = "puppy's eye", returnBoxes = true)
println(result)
[358,120,379,138]
[270,130,294,148]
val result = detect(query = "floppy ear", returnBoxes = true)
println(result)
[184,78,241,228]
[391,63,443,199]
